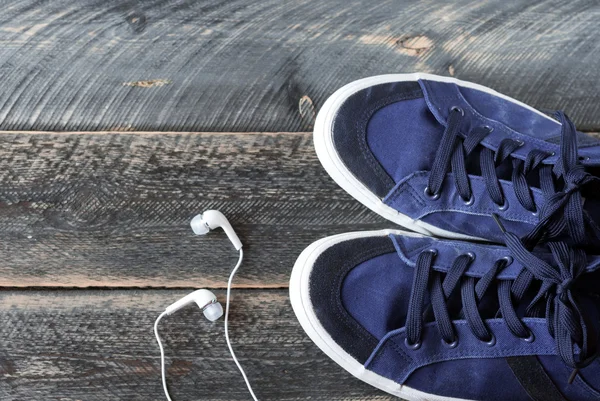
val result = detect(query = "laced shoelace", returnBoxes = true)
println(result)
[425,108,600,245]
[498,221,598,377]
[404,230,599,380]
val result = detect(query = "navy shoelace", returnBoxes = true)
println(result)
[404,234,598,377]
[414,105,599,379]
[425,108,600,246]
[495,217,599,377]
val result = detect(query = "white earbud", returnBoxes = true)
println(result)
[155,210,258,401]
[190,210,243,250]
[165,289,223,321]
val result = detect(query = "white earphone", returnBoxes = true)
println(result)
[164,289,223,320]
[154,210,258,401]
[190,210,242,250]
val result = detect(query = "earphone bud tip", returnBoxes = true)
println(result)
[190,214,210,235]
[203,302,224,322]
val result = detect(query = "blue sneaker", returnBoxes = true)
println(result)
[290,230,600,401]
[314,73,600,246]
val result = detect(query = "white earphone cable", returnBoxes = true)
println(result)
[154,311,172,401]
[225,249,259,401]
[154,248,258,401]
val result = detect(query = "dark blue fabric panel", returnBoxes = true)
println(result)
[366,318,558,385]
[366,97,443,182]
[341,250,417,340]
[405,358,532,401]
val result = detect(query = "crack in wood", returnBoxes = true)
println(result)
[122,79,171,88]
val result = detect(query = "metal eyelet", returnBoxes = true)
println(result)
[496,198,509,211]
[520,330,535,343]
[404,338,422,350]
[450,106,464,116]
[579,156,590,161]
[465,252,476,262]
[483,125,494,133]
[427,248,439,257]
[462,194,474,206]
[515,139,525,147]
[442,338,459,349]
[549,152,556,156]
[531,209,539,217]
[500,256,514,266]
[482,333,496,347]
[424,186,441,200]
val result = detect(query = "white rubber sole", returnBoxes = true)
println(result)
[289,229,472,401]
[313,73,557,242]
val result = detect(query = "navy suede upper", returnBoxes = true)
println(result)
[332,81,423,198]
[308,234,600,401]
[331,78,600,243]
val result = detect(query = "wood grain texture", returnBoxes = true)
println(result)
[0,131,388,288]
[0,289,396,401]
[0,0,598,132]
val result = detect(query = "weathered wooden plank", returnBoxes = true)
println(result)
[0,289,396,401]
[0,131,388,288]
[0,0,598,132]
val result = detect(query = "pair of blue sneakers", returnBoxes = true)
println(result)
[290,74,600,401]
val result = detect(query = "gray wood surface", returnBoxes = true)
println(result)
[0,0,598,132]
[2,1,600,399]
[0,131,387,287]
[0,289,394,400]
